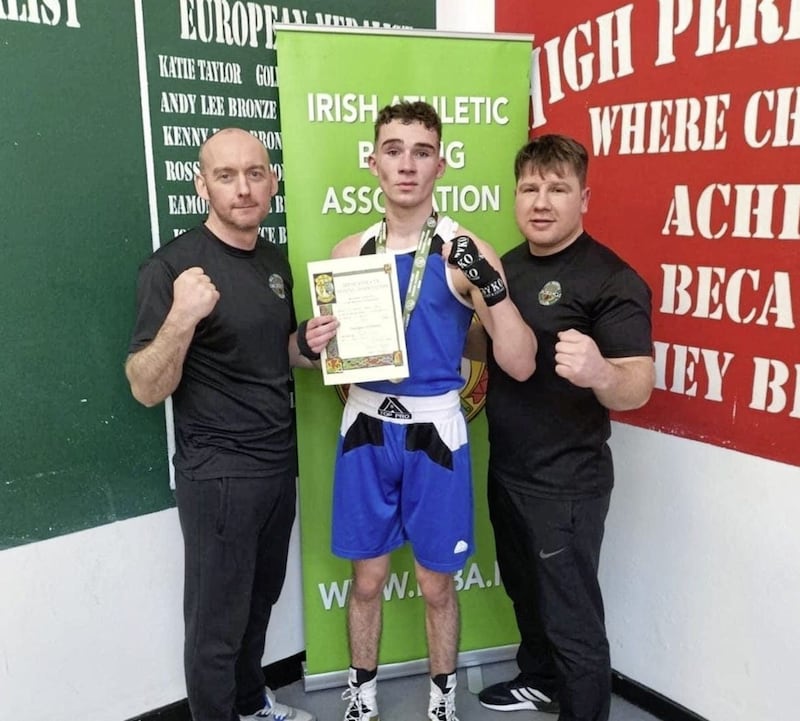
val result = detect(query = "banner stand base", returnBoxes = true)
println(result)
[302,644,517,692]
[466,664,484,694]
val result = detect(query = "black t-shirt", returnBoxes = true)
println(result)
[128,225,298,480]
[486,232,652,499]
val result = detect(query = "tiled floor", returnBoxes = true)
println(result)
[273,659,660,721]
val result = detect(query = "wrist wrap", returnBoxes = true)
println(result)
[448,235,507,307]
[297,319,321,361]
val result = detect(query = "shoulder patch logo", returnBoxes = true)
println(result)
[268,273,286,299]
[538,280,562,306]
[377,396,412,420]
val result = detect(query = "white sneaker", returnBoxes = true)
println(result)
[341,667,379,721]
[240,686,315,721]
[428,673,458,721]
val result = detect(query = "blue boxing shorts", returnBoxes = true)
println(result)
[332,385,474,573]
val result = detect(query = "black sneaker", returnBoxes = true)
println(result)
[478,675,559,713]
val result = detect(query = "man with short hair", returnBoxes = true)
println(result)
[331,102,537,721]
[126,127,337,721]
[477,134,655,721]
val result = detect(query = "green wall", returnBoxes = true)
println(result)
[0,0,435,549]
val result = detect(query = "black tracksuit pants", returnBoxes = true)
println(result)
[488,474,612,721]
[175,471,296,721]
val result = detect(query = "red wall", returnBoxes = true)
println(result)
[496,1,800,466]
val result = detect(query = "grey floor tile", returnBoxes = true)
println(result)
[273,660,660,721]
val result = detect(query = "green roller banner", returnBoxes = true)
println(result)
[277,25,532,682]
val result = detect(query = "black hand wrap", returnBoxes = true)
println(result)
[296,319,321,361]
[448,235,507,307]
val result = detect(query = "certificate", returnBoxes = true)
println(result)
[307,253,409,386]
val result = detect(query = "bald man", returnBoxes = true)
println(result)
[126,128,336,721]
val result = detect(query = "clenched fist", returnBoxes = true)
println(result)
[554,329,606,388]
[171,266,220,327]
[446,235,507,307]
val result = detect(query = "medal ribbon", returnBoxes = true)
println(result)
[375,213,438,330]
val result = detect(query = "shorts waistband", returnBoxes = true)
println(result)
[347,385,461,423]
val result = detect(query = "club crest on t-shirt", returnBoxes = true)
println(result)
[268,273,286,299]
[538,280,562,306]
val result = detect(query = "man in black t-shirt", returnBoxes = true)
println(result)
[126,128,336,721]
[477,135,655,721]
